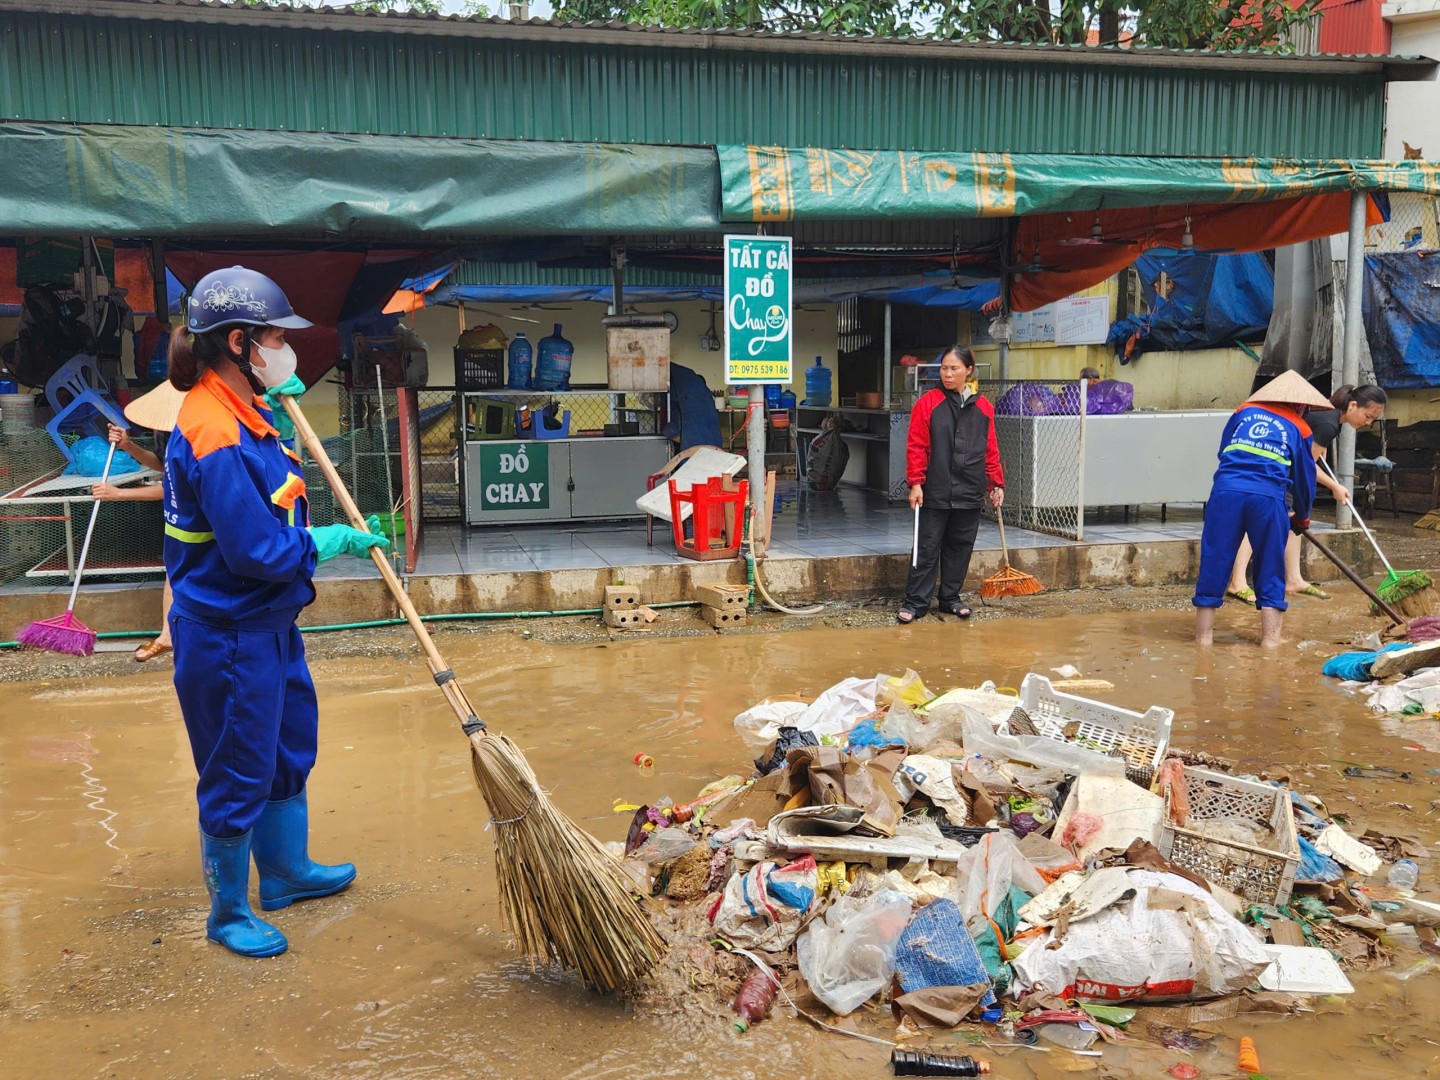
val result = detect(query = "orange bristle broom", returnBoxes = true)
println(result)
[16,441,116,656]
[981,511,1044,599]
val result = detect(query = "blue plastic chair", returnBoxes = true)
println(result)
[44,354,126,463]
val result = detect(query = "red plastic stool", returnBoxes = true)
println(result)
[668,475,749,561]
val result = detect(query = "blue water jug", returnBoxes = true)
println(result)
[764,384,781,411]
[534,323,574,391]
[147,335,170,381]
[804,356,831,406]
[507,332,533,389]
[778,388,797,411]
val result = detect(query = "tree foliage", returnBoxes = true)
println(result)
[552,0,1324,51]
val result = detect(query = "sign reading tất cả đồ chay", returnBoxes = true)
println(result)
[724,234,792,385]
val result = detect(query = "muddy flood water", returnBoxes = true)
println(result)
[5,596,1440,1079]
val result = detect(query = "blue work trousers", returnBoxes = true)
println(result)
[1194,491,1290,612]
[171,611,318,837]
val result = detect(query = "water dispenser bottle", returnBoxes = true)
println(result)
[534,324,574,391]
[804,356,832,406]
[506,332,533,389]
[778,387,796,410]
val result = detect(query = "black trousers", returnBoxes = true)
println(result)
[903,506,982,612]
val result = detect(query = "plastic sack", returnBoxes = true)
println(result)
[1009,869,1272,1002]
[995,383,1061,416]
[950,830,1048,935]
[754,726,819,776]
[1322,644,1408,682]
[708,856,818,952]
[885,699,988,752]
[63,436,140,477]
[893,754,970,826]
[796,889,914,1015]
[894,897,995,1006]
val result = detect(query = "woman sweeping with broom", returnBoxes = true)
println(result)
[898,346,1005,623]
[163,266,389,957]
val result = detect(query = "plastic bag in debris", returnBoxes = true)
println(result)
[1052,773,1165,861]
[1296,835,1346,884]
[923,683,1021,725]
[883,698,989,752]
[846,715,906,751]
[951,830,1048,935]
[893,754,970,826]
[754,726,819,776]
[962,712,1126,778]
[631,826,699,864]
[799,744,906,837]
[1365,669,1440,715]
[1322,644,1409,682]
[733,697,811,750]
[879,669,933,709]
[894,897,996,1008]
[1009,869,1271,1003]
[796,888,914,1015]
[707,855,819,952]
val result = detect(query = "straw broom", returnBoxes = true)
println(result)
[981,510,1044,599]
[281,396,665,992]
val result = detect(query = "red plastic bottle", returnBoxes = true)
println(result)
[732,969,778,1033]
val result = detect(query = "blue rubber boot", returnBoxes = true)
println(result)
[201,831,288,957]
[252,789,356,912]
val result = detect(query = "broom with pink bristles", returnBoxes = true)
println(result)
[17,441,117,656]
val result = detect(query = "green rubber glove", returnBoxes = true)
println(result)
[263,375,306,442]
[311,515,391,563]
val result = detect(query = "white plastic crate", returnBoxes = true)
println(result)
[1158,766,1300,907]
[1010,673,1173,779]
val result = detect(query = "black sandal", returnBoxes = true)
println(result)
[940,603,972,619]
[896,608,921,624]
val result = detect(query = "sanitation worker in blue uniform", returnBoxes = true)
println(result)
[1194,370,1331,650]
[163,267,389,957]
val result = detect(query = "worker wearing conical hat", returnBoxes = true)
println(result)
[1194,371,1330,649]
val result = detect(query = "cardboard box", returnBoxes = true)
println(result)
[605,318,670,391]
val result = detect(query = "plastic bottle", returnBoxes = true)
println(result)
[764,383,781,411]
[890,1049,990,1077]
[534,323,574,391]
[1389,859,1420,891]
[778,387,797,410]
[732,969,778,1033]
[506,332,533,389]
[804,355,831,406]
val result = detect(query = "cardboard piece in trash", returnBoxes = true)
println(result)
[793,744,905,837]
[1053,773,1165,861]
[1257,944,1355,995]
[890,983,992,1029]
[766,806,974,862]
[1360,829,1430,861]
[1315,823,1383,877]
[1019,867,1136,929]
[706,768,806,829]
[1268,918,1308,948]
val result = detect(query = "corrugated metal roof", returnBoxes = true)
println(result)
[18,0,1431,79]
[0,7,1397,157]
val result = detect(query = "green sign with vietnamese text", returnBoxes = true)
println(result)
[478,442,549,511]
[724,234,793,384]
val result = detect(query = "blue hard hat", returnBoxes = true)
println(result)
[186,266,313,334]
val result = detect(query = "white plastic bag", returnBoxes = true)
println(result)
[733,697,810,750]
[950,830,1048,934]
[893,754,970,825]
[962,712,1126,777]
[733,676,883,749]
[1010,869,1271,1002]
[796,889,914,1015]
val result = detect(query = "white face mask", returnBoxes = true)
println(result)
[252,339,298,388]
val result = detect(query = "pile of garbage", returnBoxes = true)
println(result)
[620,670,1440,1073]
[1322,629,1440,717]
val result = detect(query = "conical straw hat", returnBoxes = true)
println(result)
[1248,370,1333,410]
[123,380,187,433]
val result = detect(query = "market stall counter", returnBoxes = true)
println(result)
[462,390,669,525]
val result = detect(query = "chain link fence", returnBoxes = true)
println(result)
[981,378,1086,541]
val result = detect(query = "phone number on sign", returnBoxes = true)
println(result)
[729,363,789,378]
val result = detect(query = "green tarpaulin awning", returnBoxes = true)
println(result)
[717,145,1440,221]
[0,123,722,239]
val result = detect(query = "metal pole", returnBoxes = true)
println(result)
[998,220,1016,382]
[375,365,401,576]
[1076,379,1087,542]
[150,239,168,327]
[748,386,766,554]
[1336,191,1367,529]
[882,301,892,406]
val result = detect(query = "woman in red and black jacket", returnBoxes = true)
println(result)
[898,346,1005,623]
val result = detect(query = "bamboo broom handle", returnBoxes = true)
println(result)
[996,507,1011,566]
[281,396,487,736]
[1300,527,1406,628]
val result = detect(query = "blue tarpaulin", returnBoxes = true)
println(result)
[1107,251,1273,361]
[1362,252,1440,389]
